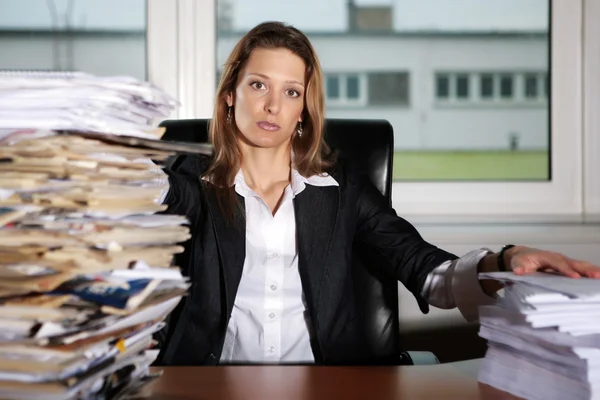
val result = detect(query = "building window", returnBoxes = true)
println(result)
[480,74,494,99]
[368,72,410,106]
[325,73,366,106]
[436,74,450,99]
[439,72,548,104]
[346,75,360,99]
[500,75,513,98]
[456,74,470,99]
[524,74,539,98]
[326,76,340,99]
[435,72,472,102]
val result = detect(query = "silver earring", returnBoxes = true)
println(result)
[227,107,232,124]
[296,123,303,138]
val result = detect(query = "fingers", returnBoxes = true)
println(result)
[514,253,581,278]
[567,259,600,279]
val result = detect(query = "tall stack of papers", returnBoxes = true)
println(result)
[477,272,600,400]
[0,71,177,139]
[0,72,210,400]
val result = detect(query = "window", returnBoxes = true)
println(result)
[500,75,514,98]
[434,72,472,102]
[439,72,547,104]
[525,74,539,98]
[436,74,450,99]
[0,0,147,80]
[456,74,470,99]
[196,0,588,216]
[368,72,409,106]
[346,75,360,99]
[326,75,341,99]
[324,73,366,106]
[480,74,494,99]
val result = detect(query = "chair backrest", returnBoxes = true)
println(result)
[159,118,401,361]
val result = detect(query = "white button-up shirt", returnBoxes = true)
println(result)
[219,168,337,364]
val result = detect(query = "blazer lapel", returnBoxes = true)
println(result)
[294,185,340,330]
[203,185,246,318]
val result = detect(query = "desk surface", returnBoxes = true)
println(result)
[146,359,519,399]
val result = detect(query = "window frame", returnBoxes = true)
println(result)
[147,0,215,119]
[583,0,600,217]
[395,0,582,216]
[148,0,592,218]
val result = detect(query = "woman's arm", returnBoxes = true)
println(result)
[159,154,210,217]
[424,244,600,321]
[420,251,496,322]
[352,169,458,312]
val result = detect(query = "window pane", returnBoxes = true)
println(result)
[367,72,409,105]
[456,74,469,99]
[0,0,147,80]
[436,74,449,99]
[326,75,340,99]
[480,74,494,98]
[500,75,514,98]
[525,74,538,98]
[216,0,550,182]
[346,75,360,99]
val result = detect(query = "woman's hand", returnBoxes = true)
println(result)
[504,246,600,279]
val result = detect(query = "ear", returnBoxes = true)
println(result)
[226,92,234,107]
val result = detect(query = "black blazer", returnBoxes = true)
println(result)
[155,155,457,366]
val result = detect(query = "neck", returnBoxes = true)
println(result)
[239,141,292,192]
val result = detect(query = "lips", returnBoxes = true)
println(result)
[257,121,281,132]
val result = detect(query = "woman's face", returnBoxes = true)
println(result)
[227,47,306,150]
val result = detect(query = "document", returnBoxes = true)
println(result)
[477,272,600,400]
[0,71,192,399]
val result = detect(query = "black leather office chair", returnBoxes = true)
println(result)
[159,118,438,365]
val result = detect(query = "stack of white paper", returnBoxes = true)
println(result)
[0,71,179,139]
[477,272,600,400]
[0,72,208,400]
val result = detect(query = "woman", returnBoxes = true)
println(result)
[156,21,600,366]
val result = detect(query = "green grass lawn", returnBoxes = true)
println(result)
[393,150,549,181]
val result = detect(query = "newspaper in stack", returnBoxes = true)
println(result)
[0,71,211,400]
[477,271,600,400]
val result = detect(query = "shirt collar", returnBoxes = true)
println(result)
[232,167,338,199]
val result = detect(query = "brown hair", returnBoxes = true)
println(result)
[205,21,335,218]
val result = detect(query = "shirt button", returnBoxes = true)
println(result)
[269,346,275,353]
[271,253,280,259]
[268,312,275,319]
[270,285,277,291]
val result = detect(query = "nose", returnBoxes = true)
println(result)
[264,91,281,115]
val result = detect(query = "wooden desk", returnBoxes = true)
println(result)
[146,359,518,399]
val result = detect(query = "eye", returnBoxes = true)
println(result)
[286,89,301,98]
[250,81,266,90]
